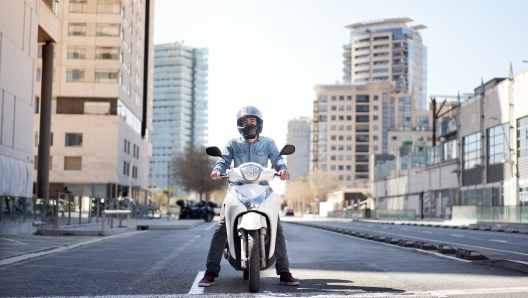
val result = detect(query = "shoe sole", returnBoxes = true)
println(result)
[280,281,299,286]
[198,282,214,287]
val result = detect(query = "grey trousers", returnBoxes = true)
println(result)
[205,203,290,276]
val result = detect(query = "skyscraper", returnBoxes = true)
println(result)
[151,42,209,189]
[286,117,311,181]
[342,18,427,110]
[32,0,154,200]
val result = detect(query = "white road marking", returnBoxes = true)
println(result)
[450,234,463,237]
[490,239,507,243]
[9,286,528,297]
[421,231,433,234]
[507,259,528,266]
[205,223,216,231]
[0,238,27,244]
[399,228,408,231]
[188,271,205,295]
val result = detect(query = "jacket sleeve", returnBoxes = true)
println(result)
[212,140,233,174]
[268,138,288,172]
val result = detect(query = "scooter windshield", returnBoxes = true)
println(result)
[230,187,273,210]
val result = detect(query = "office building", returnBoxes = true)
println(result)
[150,42,209,189]
[32,0,155,201]
[342,18,428,110]
[286,117,311,181]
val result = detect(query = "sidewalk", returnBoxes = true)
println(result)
[0,217,209,264]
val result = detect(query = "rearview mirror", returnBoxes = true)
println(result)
[270,144,296,168]
[206,146,223,158]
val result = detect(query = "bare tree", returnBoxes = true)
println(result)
[171,145,224,201]
[307,168,339,201]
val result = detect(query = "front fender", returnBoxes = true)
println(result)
[237,212,267,231]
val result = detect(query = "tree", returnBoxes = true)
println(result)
[307,168,339,201]
[171,145,224,201]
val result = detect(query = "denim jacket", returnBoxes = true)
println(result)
[212,135,288,174]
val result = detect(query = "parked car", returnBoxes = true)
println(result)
[284,207,295,216]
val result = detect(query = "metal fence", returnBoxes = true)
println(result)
[452,205,528,223]
[1,193,160,226]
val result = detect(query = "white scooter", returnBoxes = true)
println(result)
[205,145,295,293]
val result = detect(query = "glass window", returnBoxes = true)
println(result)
[67,46,85,59]
[373,135,378,140]
[66,69,85,82]
[356,95,369,103]
[518,116,528,158]
[488,123,509,165]
[68,23,86,36]
[356,135,369,142]
[331,96,336,101]
[65,133,83,147]
[373,115,379,120]
[95,47,119,59]
[347,115,352,120]
[69,0,87,13]
[463,132,482,170]
[64,156,82,170]
[96,24,120,36]
[97,1,121,14]
[85,102,110,114]
[356,165,369,172]
[356,115,369,123]
[95,71,118,83]
[356,105,369,113]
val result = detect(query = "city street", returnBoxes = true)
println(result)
[1,219,528,297]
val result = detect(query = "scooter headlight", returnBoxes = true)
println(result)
[239,164,262,181]
[230,187,273,210]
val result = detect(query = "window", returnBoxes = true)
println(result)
[95,47,119,59]
[97,1,121,14]
[463,132,482,170]
[346,145,352,151]
[123,161,129,175]
[488,123,509,165]
[67,46,85,59]
[356,95,369,103]
[330,155,336,161]
[66,69,85,82]
[124,139,128,153]
[373,116,379,120]
[68,23,86,36]
[356,165,369,172]
[96,24,120,36]
[356,155,369,162]
[373,125,379,131]
[64,156,82,170]
[518,116,528,158]
[356,115,369,123]
[373,135,378,140]
[373,105,379,111]
[69,0,87,13]
[331,115,336,121]
[356,145,369,153]
[330,165,336,170]
[356,105,369,113]
[36,68,41,81]
[356,135,369,142]
[331,96,336,101]
[95,71,118,83]
[339,96,344,101]
[374,96,379,101]
[65,133,83,147]
[331,135,336,140]
[330,145,336,151]
[347,96,352,101]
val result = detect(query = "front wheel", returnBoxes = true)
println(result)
[247,230,260,292]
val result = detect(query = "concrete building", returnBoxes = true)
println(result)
[372,68,528,222]
[0,0,59,197]
[32,0,155,201]
[311,82,432,188]
[342,18,428,110]
[286,117,311,181]
[150,43,209,190]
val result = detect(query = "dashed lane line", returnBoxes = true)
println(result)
[0,238,27,244]
[188,271,205,295]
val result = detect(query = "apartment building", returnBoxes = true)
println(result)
[32,0,155,200]
[151,42,209,190]
[286,117,311,181]
[343,18,428,110]
[312,82,432,187]
[0,0,59,199]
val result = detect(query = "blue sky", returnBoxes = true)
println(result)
[153,0,528,149]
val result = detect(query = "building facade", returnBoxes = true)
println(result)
[32,0,155,201]
[312,82,431,188]
[286,117,311,181]
[1,0,59,199]
[372,69,528,222]
[342,18,428,110]
[150,43,209,190]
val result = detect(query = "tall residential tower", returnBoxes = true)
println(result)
[286,117,311,181]
[343,18,427,110]
[151,42,209,189]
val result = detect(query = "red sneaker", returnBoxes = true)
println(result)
[280,272,299,286]
[198,272,215,287]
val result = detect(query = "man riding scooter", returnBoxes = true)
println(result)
[198,106,299,287]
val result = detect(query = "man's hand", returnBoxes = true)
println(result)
[278,169,290,181]
[210,171,221,180]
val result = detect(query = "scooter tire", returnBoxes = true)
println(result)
[205,212,214,222]
[248,230,260,292]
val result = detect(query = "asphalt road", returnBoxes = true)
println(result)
[1,220,528,297]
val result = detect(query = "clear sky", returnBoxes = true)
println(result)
[153,0,528,150]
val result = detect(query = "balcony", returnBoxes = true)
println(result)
[343,58,352,64]
[392,69,407,74]
[393,45,408,51]
[343,51,352,57]
[392,52,407,58]
[343,44,352,50]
